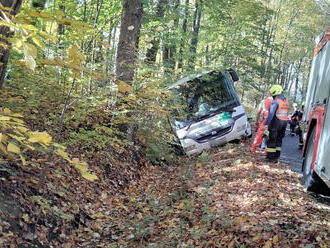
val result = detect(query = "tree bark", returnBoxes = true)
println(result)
[163,0,179,71]
[0,0,22,89]
[115,0,143,83]
[178,0,189,70]
[188,0,202,70]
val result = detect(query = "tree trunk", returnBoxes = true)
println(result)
[188,0,202,70]
[163,0,180,71]
[116,0,143,83]
[178,0,189,70]
[145,0,167,63]
[0,0,22,89]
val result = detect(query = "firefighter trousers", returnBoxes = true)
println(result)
[251,119,266,152]
[266,118,287,160]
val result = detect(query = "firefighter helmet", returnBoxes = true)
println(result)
[269,85,283,96]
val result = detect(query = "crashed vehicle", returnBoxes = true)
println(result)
[168,68,251,155]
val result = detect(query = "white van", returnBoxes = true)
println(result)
[168,68,251,155]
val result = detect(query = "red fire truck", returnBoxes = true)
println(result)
[302,25,330,194]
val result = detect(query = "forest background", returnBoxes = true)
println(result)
[1,0,329,164]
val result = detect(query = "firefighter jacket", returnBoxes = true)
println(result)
[262,97,273,119]
[265,94,290,125]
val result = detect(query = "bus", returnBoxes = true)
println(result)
[168,68,251,155]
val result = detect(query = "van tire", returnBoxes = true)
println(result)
[302,127,324,193]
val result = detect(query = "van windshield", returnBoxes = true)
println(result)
[170,71,240,129]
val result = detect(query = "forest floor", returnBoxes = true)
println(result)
[0,142,330,247]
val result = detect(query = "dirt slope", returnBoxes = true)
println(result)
[0,143,329,247]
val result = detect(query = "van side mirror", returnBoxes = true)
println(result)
[228,68,239,82]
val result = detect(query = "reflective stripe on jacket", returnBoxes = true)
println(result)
[275,98,290,121]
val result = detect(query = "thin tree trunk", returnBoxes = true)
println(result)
[188,0,202,70]
[293,58,303,102]
[163,0,180,71]
[178,0,189,70]
[116,0,143,83]
[0,0,23,89]
[145,0,167,63]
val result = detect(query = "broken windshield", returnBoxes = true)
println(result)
[169,71,240,129]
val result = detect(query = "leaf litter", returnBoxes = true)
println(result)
[0,143,329,247]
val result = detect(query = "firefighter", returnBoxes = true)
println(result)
[251,92,273,152]
[289,103,298,136]
[264,85,290,162]
[294,106,304,149]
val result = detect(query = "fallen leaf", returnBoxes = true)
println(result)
[263,240,272,248]
[22,214,30,223]
[7,143,20,154]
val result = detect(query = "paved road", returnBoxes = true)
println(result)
[280,130,303,173]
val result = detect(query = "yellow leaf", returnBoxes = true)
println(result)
[31,36,45,49]
[0,143,8,155]
[196,162,203,168]
[28,131,52,146]
[23,54,36,71]
[74,161,88,172]
[68,44,79,59]
[8,134,25,141]
[10,113,23,118]
[16,126,28,132]
[19,24,38,31]
[72,157,79,163]
[0,116,10,121]
[235,216,248,224]
[19,154,27,166]
[272,235,279,244]
[81,171,98,181]
[56,149,70,160]
[178,201,185,209]
[91,212,104,219]
[116,80,133,94]
[24,43,38,58]
[11,117,24,124]
[103,41,110,49]
[263,240,272,248]
[7,143,20,154]
[3,108,11,114]
[253,234,261,242]
[22,214,30,223]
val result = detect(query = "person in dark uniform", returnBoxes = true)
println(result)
[289,103,298,136]
[263,85,291,162]
[295,108,304,149]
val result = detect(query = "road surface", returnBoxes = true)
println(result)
[280,131,303,173]
[280,130,330,203]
